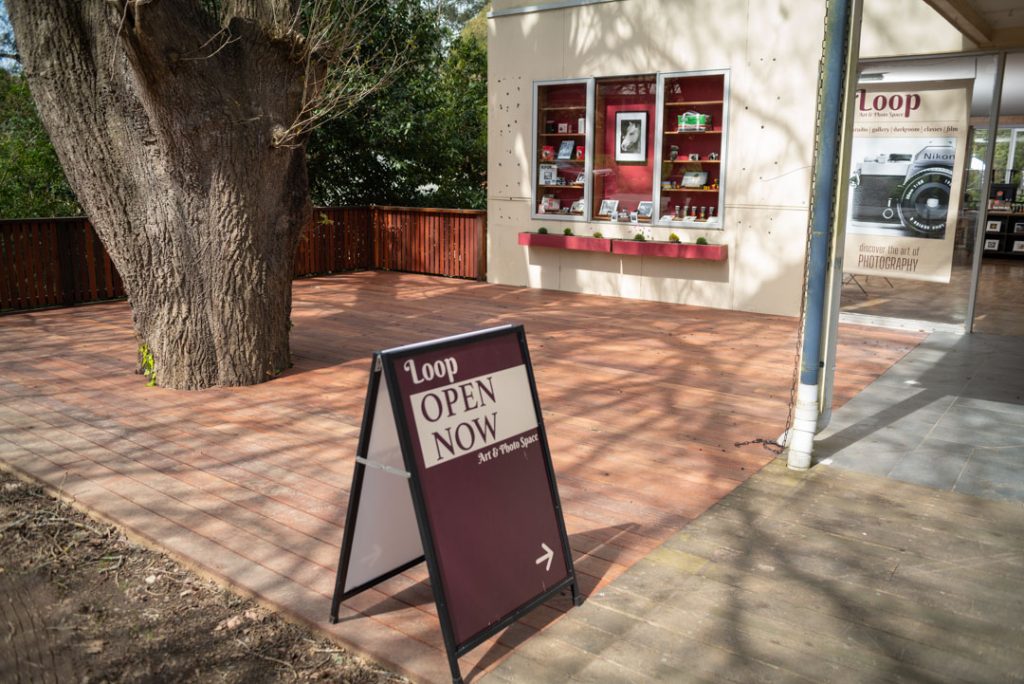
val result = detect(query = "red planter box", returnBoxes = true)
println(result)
[611,240,728,261]
[518,232,612,253]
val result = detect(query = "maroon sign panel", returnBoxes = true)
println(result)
[331,325,578,684]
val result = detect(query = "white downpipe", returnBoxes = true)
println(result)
[787,382,819,471]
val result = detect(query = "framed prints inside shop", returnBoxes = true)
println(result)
[654,70,729,228]
[532,79,593,221]
[530,70,729,229]
[591,75,657,223]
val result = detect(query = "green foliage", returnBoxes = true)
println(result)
[459,2,489,45]
[138,344,157,387]
[592,231,603,238]
[633,233,646,241]
[307,1,487,210]
[0,69,80,218]
[537,227,548,234]
[668,232,680,243]
[696,236,709,245]
[563,227,573,236]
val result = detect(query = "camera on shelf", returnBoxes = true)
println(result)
[850,143,954,237]
[687,153,700,161]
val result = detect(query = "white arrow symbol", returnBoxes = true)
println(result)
[535,543,554,572]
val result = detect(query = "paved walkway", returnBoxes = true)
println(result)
[0,272,923,682]
[816,332,1024,500]
[487,459,1024,683]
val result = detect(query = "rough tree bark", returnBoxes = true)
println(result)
[7,1,312,389]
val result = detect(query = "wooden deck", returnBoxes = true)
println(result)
[0,272,923,682]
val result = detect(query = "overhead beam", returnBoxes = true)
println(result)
[924,0,994,46]
[992,26,1024,49]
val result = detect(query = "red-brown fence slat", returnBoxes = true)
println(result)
[85,222,99,302]
[26,223,45,308]
[0,228,11,309]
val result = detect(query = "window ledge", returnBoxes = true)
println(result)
[519,232,727,261]
[517,232,612,252]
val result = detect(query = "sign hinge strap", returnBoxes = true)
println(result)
[355,456,410,479]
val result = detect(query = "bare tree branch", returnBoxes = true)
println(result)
[271,0,415,147]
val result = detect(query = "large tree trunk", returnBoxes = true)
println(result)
[8,0,310,389]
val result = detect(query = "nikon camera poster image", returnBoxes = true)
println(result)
[844,82,970,283]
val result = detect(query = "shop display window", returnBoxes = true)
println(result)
[591,75,657,222]
[533,80,591,220]
[655,71,728,227]
[530,71,728,228]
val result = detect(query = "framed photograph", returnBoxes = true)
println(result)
[569,199,585,215]
[539,163,558,186]
[575,145,585,160]
[540,197,561,213]
[557,122,569,133]
[598,199,619,217]
[680,171,708,188]
[1014,222,1024,234]
[636,201,654,218]
[615,111,647,163]
[984,238,1000,251]
[986,220,1002,233]
[574,173,586,185]
[1014,240,1024,253]
[541,145,555,161]
[556,140,575,160]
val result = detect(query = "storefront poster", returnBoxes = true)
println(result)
[844,82,971,283]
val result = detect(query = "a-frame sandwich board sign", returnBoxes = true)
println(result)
[330,325,580,684]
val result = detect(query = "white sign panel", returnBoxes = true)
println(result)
[409,364,537,469]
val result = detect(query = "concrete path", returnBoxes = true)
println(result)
[486,459,1024,683]
[816,332,1024,500]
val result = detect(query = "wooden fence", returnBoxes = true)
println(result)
[0,205,487,314]
[0,217,126,312]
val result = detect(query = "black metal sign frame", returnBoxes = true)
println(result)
[330,325,580,684]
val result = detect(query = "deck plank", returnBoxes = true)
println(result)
[0,272,923,683]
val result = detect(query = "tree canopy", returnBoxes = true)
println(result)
[306,0,487,209]
[0,0,488,218]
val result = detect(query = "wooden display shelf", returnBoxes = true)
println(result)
[539,157,584,163]
[591,216,652,223]
[539,132,586,137]
[664,100,724,106]
[538,184,584,189]
[664,129,722,135]
[540,105,587,111]
[667,159,721,164]
[661,188,719,193]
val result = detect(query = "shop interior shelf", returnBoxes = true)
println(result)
[664,100,724,106]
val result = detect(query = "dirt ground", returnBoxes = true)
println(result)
[0,468,406,683]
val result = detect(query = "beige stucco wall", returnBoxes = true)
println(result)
[487,0,968,316]
[860,0,972,58]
